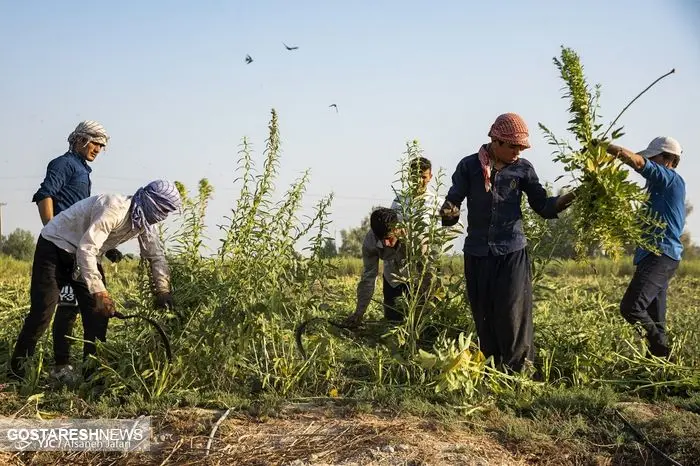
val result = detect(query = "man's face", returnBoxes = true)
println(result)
[491,139,526,165]
[414,169,432,193]
[649,153,677,169]
[75,140,105,162]
[382,228,403,248]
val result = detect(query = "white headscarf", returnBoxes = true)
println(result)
[67,120,110,149]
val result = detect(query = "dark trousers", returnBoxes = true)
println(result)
[620,254,679,357]
[383,275,409,322]
[54,291,81,367]
[9,236,109,377]
[465,248,533,372]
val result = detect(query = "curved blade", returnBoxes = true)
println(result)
[113,312,173,363]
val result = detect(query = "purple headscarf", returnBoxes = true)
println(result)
[131,180,181,231]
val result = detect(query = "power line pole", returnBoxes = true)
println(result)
[0,202,6,238]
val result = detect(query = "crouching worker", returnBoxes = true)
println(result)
[345,208,407,326]
[9,180,181,381]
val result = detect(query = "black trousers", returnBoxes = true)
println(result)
[383,275,409,322]
[54,288,81,368]
[465,248,533,372]
[620,254,679,356]
[9,236,109,377]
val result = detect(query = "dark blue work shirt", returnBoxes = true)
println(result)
[446,148,559,257]
[634,160,685,265]
[32,151,92,215]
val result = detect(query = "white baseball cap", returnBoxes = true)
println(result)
[638,136,683,159]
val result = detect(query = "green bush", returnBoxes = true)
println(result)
[0,228,35,261]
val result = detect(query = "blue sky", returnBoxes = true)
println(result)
[1,0,699,253]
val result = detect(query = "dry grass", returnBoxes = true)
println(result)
[0,405,526,466]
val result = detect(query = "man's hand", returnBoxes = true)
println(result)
[94,291,116,317]
[606,143,646,171]
[440,200,460,227]
[155,292,174,310]
[344,311,363,327]
[606,143,623,158]
[105,248,123,263]
[555,191,577,213]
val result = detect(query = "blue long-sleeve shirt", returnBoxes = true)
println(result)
[634,160,686,264]
[446,148,559,257]
[32,152,92,215]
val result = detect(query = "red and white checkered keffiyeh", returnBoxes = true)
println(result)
[479,113,531,192]
[488,113,530,148]
[478,145,492,192]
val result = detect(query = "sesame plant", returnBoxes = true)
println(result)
[1,93,698,460]
[388,141,464,355]
[88,109,340,398]
[539,46,672,258]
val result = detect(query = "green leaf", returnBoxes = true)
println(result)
[611,127,625,139]
[417,349,438,370]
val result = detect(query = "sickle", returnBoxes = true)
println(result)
[112,311,173,363]
[295,317,391,360]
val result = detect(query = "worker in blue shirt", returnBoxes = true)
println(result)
[31,120,121,383]
[440,113,576,373]
[607,137,686,358]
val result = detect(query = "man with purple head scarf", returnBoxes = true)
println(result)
[131,179,183,231]
[9,180,181,381]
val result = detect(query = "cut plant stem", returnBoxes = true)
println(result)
[602,68,675,139]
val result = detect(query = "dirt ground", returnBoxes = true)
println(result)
[1,401,695,465]
[1,404,528,465]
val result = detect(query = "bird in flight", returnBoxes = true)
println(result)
[329,104,338,113]
[283,43,299,50]
[245,54,253,64]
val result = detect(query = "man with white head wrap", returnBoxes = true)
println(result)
[33,120,110,224]
[31,120,123,383]
[9,180,181,381]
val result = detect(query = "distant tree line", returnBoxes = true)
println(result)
[0,228,35,261]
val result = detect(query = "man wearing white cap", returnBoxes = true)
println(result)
[607,137,686,357]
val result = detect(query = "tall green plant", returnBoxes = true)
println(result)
[85,109,338,398]
[169,109,335,393]
[173,179,214,263]
[388,141,462,356]
[539,46,666,258]
[210,109,333,311]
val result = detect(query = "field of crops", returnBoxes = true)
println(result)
[1,245,699,464]
[1,52,699,463]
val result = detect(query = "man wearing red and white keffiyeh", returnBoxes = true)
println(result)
[440,113,576,374]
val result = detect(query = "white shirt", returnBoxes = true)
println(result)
[390,190,439,224]
[390,189,461,252]
[41,194,171,295]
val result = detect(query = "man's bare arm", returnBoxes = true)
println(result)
[607,143,646,171]
[37,198,55,226]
